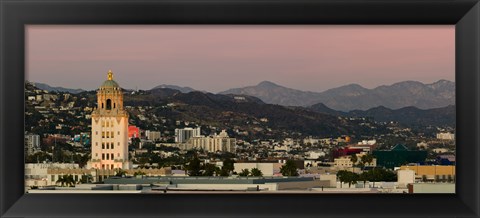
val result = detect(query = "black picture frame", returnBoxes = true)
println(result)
[1,0,479,217]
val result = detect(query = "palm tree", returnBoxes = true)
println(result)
[80,174,93,184]
[56,175,66,187]
[56,174,75,187]
[115,169,126,177]
[65,174,75,187]
[250,168,263,177]
[238,169,250,177]
[360,154,374,169]
[350,154,358,167]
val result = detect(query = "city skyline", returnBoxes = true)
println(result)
[26,25,454,93]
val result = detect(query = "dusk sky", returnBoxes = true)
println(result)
[26,25,454,93]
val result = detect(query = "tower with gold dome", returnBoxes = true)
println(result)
[87,70,131,170]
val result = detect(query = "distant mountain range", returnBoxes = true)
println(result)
[29,81,455,128]
[33,82,85,94]
[151,84,197,93]
[129,88,455,130]
[219,80,455,111]
[31,79,455,112]
[123,88,386,137]
[309,103,455,127]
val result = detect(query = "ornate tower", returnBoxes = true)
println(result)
[88,70,131,170]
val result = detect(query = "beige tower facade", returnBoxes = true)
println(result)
[87,70,131,170]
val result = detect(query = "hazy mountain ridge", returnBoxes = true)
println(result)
[151,84,197,93]
[122,88,381,137]
[29,82,454,132]
[309,103,455,127]
[220,80,455,111]
[219,81,321,106]
[33,82,85,94]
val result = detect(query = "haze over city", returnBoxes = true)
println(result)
[26,25,454,93]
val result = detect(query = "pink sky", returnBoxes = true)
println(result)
[26,25,454,93]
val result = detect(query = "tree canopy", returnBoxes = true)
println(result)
[280,160,299,176]
[250,168,263,177]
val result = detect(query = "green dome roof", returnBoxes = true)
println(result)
[101,79,119,88]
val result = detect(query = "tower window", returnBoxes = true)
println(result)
[114,103,116,108]
[101,103,104,109]
[102,143,105,149]
[102,153,105,160]
[106,99,112,110]
[111,143,114,149]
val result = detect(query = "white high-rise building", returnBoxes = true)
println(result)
[87,70,131,170]
[175,127,201,143]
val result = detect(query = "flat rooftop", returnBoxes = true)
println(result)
[104,176,314,185]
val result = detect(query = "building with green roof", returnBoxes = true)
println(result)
[372,144,427,169]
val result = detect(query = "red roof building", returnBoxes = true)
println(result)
[128,125,140,138]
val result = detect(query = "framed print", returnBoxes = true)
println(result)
[1,0,480,217]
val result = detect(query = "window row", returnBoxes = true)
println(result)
[101,142,119,150]
[100,164,117,170]
[101,121,115,127]
[101,153,120,160]
[94,163,118,170]
[95,131,120,136]
[101,131,116,138]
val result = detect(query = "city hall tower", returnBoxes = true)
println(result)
[88,70,131,170]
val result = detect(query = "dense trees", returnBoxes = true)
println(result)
[337,170,359,188]
[56,174,75,187]
[337,168,397,188]
[250,168,263,177]
[186,155,202,176]
[360,154,374,168]
[203,163,217,176]
[280,160,299,176]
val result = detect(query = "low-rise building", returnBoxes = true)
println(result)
[436,132,455,140]
[234,162,284,176]
[333,152,377,168]
[373,144,427,169]
[399,165,455,182]
[397,169,415,188]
